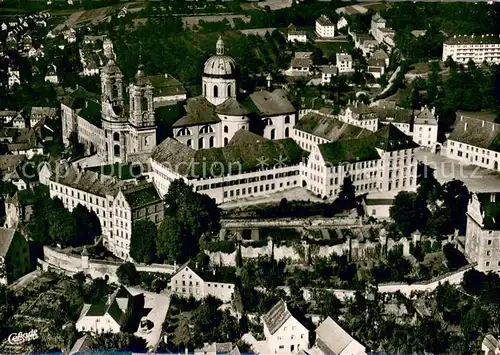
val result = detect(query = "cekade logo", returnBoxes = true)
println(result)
[7,329,39,345]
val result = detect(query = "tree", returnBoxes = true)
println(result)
[90,332,147,352]
[72,204,100,246]
[235,244,243,268]
[157,215,184,263]
[130,219,158,264]
[117,262,140,286]
[390,191,429,236]
[336,177,356,210]
[313,290,342,319]
[67,131,85,157]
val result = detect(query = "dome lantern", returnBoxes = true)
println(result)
[216,36,224,55]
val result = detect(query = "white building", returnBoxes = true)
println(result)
[352,33,377,56]
[169,262,236,303]
[445,111,500,171]
[442,34,500,64]
[8,67,20,88]
[338,103,379,132]
[482,335,500,355]
[44,64,58,84]
[76,286,137,334]
[336,53,353,73]
[150,130,304,204]
[413,106,438,149]
[337,17,348,30]
[316,15,335,38]
[293,112,370,152]
[48,165,163,260]
[63,27,76,43]
[288,30,307,43]
[262,300,309,354]
[320,65,338,84]
[315,317,366,355]
[370,13,395,49]
[290,52,313,75]
[305,124,419,198]
[465,192,500,273]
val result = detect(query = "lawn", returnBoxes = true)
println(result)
[317,41,353,59]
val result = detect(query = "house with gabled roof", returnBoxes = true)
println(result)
[76,285,139,334]
[169,261,236,302]
[262,300,309,354]
[314,316,366,355]
[0,228,30,284]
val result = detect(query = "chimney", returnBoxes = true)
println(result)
[464,122,468,131]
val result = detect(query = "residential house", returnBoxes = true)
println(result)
[76,286,141,334]
[12,112,26,129]
[362,197,393,219]
[445,111,500,171]
[287,25,307,43]
[169,262,236,303]
[371,48,390,67]
[482,335,500,355]
[338,103,379,132]
[465,192,500,273]
[367,57,386,79]
[353,33,377,56]
[316,15,335,38]
[0,228,30,285]
[3,169,27,191]
[0,111,16,124]
[413,106,438,149]
[320,65,338,84]
[44,64,58,84]
[290,52,313,74]
[336,53,353,73]
[30,106,57,128]
[8,67,20,88]
[3,192,20,229]
[63,27,76,43]
[370,13,395,49]
[337,16,348,30]
[7,142,44,158]
[262,300,309,354]
[442,34,500,64]
[315,316,366,355]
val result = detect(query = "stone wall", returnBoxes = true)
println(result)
[206,237,413,266]
[39,246,175,283]
[221,217,361,229]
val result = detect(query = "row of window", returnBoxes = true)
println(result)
[223,180,297,199]
[195,171,299,191]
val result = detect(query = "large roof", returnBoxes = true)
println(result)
[61,86,99,110]
[318,124,418,165]
[247,89,296,116]
[152,130,305,178]
[77,99,102,128]
[376,107,413,124]
[49,164,142,198]
[122,182,161,209]
[173,96,221,128]
[448,115,500,152]
[140,74,186,98]
[414,107,438,125]
[444,34,500,45]
[80,286,132,326]
[203,37,237,78]
[316,15,334,27]
[316,316,364,355]
[0,228,16,257]
[262,300,292,335]
[294,112,371,142]
[476,193,500,230]
[215,98,250,116]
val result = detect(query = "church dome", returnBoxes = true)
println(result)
[103,59,122,75]
[203,37,236,77]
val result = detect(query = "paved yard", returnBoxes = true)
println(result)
[128,288,170,350]
[417,150,500,193]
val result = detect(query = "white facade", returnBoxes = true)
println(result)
[465,193,500,273]
[442,34,500,64]
[321,66,338,84]
[336,53,353,73]
[263,300,309,354]
[76,311,121,334]
[337,17,348,30]
[445,111,500,172]
[8,68,20,88]
[169,264,235,303]
[288,32,307,43]
[316,15,335,38]
[413,107,438,148]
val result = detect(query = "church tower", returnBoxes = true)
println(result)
[127,64,156,157]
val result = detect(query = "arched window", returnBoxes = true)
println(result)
[113,132,120,141]
[209,136,214,148]
[105,142,108,152]
[285,115,290,124]
[187,139,192,147]
[224,137,228,146]
[224,125,228,133]
[198,137,204,149]
[227,84,232,97]
[177,128,192,137]
[285,127,289,138]
[141,96,148,111]
[114,145,120,156]
[213,85,218,98]
[263,118,273,126]
[112,84,119,99]
[270,129,276,140]
[200,125,214,134]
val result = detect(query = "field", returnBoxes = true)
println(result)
[316,41,353,59]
